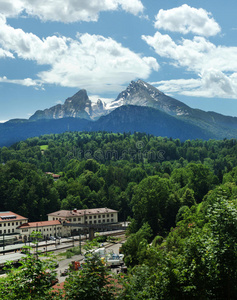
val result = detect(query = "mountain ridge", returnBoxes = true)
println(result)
[1,80,237,146]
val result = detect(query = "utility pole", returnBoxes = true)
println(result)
[79,230,81,254]
[3,233,5,255]
[36,223,38,258]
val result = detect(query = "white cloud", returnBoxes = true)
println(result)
[0,18,158,93]
[0,1,23,18]
[143,8,237,101]
[155,4,221,37]
[89,95,114,104]
[38,33,159,93]
[151,78,201,95]
[0,76,41,87]
[153,69,237,99]
[0,48,14,58]
[0,0,144,22]
[142,31,237,73]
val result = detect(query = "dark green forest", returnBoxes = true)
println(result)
[1,131,237,298]
[0,132,236,226]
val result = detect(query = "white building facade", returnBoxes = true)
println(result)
[0,211,28,236]
[18,220,71,241]
[47,208,118,225]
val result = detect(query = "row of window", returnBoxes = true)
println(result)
[52,214,115,222]
[0,229,14,234]
[0,221,24,227]
[85,219,114,224]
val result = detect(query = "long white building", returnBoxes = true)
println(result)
[47,208,118,225]
[1,208,119,241]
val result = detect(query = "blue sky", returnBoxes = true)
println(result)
[1,0,237,122]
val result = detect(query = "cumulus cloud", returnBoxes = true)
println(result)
[0,0,144,22]
[38,33,159,93]
[142,32,218,72]
[149,32,237,75]
[142,5,237,99]
[153,69,237,99]
[0,48,14,58]
[154,4,221,37]
[0,18,158,93]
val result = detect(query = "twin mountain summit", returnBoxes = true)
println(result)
[1,80,237,146]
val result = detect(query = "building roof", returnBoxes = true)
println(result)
[18,220,61,229]
[48,208,118,218]
[0,211,27,221]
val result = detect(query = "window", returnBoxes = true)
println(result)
[102,215,105,218]
[85,217,88,220]
[107,214,109,217]
[103,220,105,223]
[78,218,81,221]
[16,222,18,225]
[53,218,55,220]
[111,214,113,217]
[12,223,14,226]
[8,229,10,233]
[98,220,101,224]
[0,224,2,227]
[94,220,97,224]
[107,219,109,223]
[69,219,72,222]
[111,219,114,222]
[20,222,22,225]
[0,230,2,234]
[12,229,14,233]
[4,230,6,233]
[73,218,76,222]
[89,221,92,224]
[94,216,96,219]
[4,223,6,227]
[8,223,10,226]
[98,215,101,218]
[89,216,92,219]
[22,229,28,232]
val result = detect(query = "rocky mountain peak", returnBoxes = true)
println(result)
[30,89,92,121]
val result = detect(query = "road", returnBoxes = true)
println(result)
[0,230,126,283]
[55,238,126,283]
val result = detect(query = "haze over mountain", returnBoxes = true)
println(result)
[1,80,237,147]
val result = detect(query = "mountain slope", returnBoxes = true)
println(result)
[30,90,94,121]
[111,80,237,138]
[0,105,218,147]
[111,80,191,116]
[89,105,215,141]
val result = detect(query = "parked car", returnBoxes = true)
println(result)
[49,236,56,241]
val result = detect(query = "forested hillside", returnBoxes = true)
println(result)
[1,131,237,298]
[0,131,237,227]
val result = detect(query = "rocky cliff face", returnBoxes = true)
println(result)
[30,89,93,121]
[111,80,191,116]
[29,80,193,121]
